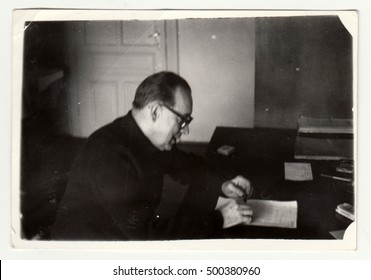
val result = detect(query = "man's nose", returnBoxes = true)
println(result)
[181,125,190,135]
[175,125,189,138]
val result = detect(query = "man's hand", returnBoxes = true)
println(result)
[222,175,253,202]
[218,199,253,228]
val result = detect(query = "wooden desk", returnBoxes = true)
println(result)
[205,127,354,239]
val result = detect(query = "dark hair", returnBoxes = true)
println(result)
[132,71,191,109]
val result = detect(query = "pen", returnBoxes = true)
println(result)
[232,182,253,203]
[243,192,248,203]
[321,174,353,182]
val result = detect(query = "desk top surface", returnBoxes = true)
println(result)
[205,127,354,239]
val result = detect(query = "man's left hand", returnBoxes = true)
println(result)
[221,175,253,201]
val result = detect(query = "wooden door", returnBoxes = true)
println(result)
[66,20,167,137]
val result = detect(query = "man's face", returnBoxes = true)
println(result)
[155,88,193,151]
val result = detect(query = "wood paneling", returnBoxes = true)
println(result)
[254,16,353,129]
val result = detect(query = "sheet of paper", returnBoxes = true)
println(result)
[284,162,313,181]
[216,197,298,229]
[246,199,298,228]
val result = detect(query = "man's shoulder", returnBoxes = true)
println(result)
[86,116,130,147]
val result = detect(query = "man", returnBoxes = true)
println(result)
[51,71,253,240]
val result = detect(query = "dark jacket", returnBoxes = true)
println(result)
[51,111,224,240]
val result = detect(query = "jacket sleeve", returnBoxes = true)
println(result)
[151,147,226,239]
[81,136,156,240]
[80,138,225,240]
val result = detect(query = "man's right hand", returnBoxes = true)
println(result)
[218,199,253,229]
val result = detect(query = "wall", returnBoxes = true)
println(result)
[178,18,255,142]
[254,16,353,128]
[22,21,70,134]
[23,19,256,142]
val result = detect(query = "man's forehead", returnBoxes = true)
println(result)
[174,88,193,113]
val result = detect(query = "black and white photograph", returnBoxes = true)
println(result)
[12,10,356,249]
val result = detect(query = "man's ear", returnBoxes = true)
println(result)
[150,103,161,122]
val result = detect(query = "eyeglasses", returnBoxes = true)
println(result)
[161,104,193,129]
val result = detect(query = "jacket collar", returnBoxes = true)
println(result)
[118,110,162,157]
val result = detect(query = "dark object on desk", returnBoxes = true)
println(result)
[295,116,353,160]
[297,116,353,134]
[294,135,353,160]
[217,145,235,156]
[336,159,354,174]
[321,174,353,183]
[205,127,354,240]
[336,203,355,221]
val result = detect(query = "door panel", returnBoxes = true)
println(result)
[68,20,167,137]
[122,21,159,46]
[85,21,121,46]
[118,79,140,115]
[90,81,118,126]
[91,53,157,77]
